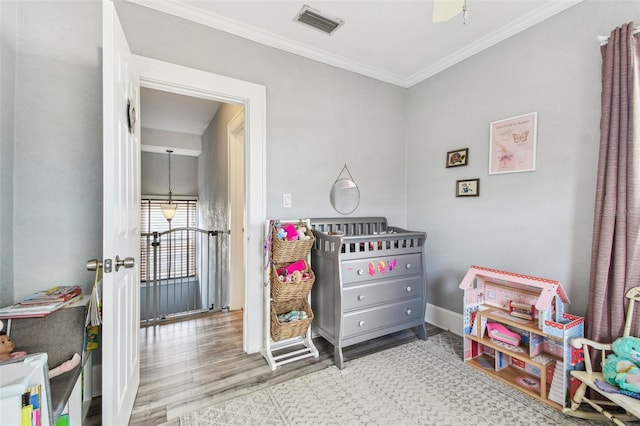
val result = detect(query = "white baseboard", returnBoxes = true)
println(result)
[425,303,462,336]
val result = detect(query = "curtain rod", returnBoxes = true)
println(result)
[597,25,640,45]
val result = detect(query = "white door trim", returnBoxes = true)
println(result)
[133,55,266,353]
[228,110,245,312]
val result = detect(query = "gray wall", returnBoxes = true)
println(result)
[115,1,409,227]
[198,103,243,232]
[7,0,102,302]
[141,151,199,197]
[406,0,640,317]
[0,0,17,307]
[199,102,244,308]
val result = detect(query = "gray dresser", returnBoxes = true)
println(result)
[310,217,427,368]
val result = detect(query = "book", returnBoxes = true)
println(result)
[0,295,82,319]
[28,384,40,426]
[19,286,81,305]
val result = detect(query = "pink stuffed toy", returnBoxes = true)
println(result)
[281,223,299,241]
[277,260,307,276]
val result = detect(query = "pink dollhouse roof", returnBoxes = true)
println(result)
[458,265,570,310]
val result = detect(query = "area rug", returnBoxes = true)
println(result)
[180,332,606,425]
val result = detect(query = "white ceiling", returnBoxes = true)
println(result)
[140,87,220,135]
[129,0,583,88]
[135,0,583,138]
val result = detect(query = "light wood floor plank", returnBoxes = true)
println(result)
[83,309,439,425]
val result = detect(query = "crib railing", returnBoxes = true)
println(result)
[140,227,228,323]
[310,217,426,260]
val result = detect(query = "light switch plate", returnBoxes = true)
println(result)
[283,193,292,208]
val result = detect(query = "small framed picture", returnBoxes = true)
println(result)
[446,148,468,168]
[456,178,480,197]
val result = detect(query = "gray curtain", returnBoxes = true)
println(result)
[587,22,640,343]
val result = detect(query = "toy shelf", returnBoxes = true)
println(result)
[260,219,319,370]
[459,265,584,412]
[467,355,561,409]
[466,306,562,407]
[479,307,568,341]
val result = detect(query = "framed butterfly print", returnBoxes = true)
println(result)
[489,112,537,174]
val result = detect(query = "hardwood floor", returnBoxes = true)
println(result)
[84,310,441,426]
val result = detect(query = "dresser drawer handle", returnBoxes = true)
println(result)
[358,320,365,327]
[357,294,365,301]
[405,263,412,269]
[405,286,412,292]
[406,309,412,316]
[357,269,364,275]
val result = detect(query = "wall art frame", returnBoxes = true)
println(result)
[446,148,468,168]
[489,112,537,174]
[456,178,480,197]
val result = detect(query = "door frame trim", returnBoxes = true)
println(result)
[228,109,245,312]
[133,55,266,353]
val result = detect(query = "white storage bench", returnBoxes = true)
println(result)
[310,217,427,369]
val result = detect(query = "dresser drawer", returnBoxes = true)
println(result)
[342,298,423,339]
[342,277,422,311]
[341,253,421,284]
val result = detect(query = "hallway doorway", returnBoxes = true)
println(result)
[134,55,266,353]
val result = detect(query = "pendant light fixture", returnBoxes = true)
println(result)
[161,149,177,221]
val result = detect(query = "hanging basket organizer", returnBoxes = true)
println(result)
[270,261,315,302]
[270,299,314,342]
[271,222,315,263]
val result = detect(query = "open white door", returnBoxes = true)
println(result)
[102,1,140,424]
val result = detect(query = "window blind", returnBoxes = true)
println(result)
[140,199,197,281]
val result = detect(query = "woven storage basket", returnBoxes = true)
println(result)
[270,299,314,341]
[270,261,315,302]
[271,223,315,263]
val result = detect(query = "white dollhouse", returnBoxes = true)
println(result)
[459,265,584,409]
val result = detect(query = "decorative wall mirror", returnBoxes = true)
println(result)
[330,164,360,215]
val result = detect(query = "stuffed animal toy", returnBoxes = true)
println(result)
[296,226,311,241]
[603,336,640,393]
[281,223,299,241]
[276,260,307,276]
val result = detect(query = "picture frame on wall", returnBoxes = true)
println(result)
[489,112,537,174]
[456,178,480,197]
[446,148,468,168]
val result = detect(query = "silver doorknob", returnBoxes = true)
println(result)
[86,259,102,271]
[115,255,135,271]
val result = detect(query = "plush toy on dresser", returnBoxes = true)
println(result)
[603,336,640,393]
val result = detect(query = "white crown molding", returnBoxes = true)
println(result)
[406,0,584,87]
[127,0,583,89]
[126,0,407,86]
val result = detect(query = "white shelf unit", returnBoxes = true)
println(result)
[260,219,319,370]
[0,353,52,426]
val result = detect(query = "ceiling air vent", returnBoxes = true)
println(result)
[295,5,344,35]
